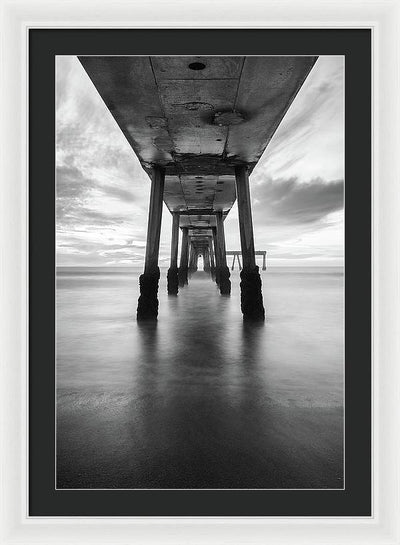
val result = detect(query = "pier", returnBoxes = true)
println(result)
[227,251,267,271]
[79,56,317,320]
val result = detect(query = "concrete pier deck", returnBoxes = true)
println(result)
[79,56,317,234]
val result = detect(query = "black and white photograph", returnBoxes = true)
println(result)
[56,55,344,490]
[4,0,400,536]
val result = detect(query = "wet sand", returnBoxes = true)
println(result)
[57,268,344,489]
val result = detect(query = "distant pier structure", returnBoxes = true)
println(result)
[227,251,266,271]
[79,56,317,321]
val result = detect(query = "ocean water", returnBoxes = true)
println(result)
[57,266,344,489]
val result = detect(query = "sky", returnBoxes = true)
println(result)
[56,56,344,268]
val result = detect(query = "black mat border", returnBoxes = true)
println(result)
[29,29,371,517]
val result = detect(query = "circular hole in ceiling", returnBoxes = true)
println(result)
[216,139,222,142]
[188,62,206,71]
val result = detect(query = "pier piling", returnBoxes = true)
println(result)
[137,166,165,320]
[215,212,231,295]
[167,212,180,295]
[178,227,189,287]
[235,165,265,320]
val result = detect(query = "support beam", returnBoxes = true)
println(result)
[215,211,231,295]
[188,241,196,276]
[192,243,197,270]
[178,209,217,216]
[208,237,216,280]
[137,166,165,320]
[178,227,189,287]
[212,228,220,285]
[204,246,211,273]
[234,165,265,320]
[262,252,266,271]
[167,212,180,295]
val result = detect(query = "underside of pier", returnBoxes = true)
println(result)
[79,55,318,319]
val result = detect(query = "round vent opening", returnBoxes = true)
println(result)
[188,62,206,71]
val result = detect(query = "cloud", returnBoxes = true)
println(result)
[99,184,136,203]
[251,176,343,226]
[253,56,344,183]
[57,164,92,200]
[56,164,137,228]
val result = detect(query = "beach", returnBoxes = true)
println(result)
[56,266,344,489]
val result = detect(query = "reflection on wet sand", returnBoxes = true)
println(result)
[57,268,343,489]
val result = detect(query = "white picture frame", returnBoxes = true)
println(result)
[1,0,399,543]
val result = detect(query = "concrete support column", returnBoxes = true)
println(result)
[167,212,180,295]
[234,165,265,320]
[262,252,267,271]
[215,211,231,295]
[188,242,196,273]
[212,228,220,285]
[204,247,211,273]
[178,227,189,287]
[137,166,165,320]
[208,237,216,280]
[188,243,194,277]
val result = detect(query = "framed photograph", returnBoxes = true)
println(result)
[1,0,399,543]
